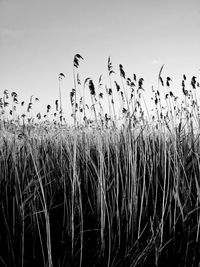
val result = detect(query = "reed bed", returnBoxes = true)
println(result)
[0,55,200,266]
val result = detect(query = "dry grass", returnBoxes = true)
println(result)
[0,56,200,266]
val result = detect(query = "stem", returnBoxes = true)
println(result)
[73,68,77,128]
[59,78,63,125]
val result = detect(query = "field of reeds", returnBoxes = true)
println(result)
[1,55,200,267]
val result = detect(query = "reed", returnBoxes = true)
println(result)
[0,56,200,266]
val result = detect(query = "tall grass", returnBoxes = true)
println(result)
[0,57,200,266]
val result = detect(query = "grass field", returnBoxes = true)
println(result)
[0,55,200,266]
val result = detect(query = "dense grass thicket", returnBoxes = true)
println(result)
[1,55,200,266]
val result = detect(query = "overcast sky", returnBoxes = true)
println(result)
[0,0,200,121]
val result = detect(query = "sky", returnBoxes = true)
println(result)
[0,0,200,123]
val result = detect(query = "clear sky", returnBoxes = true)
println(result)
[0,0,200,122]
